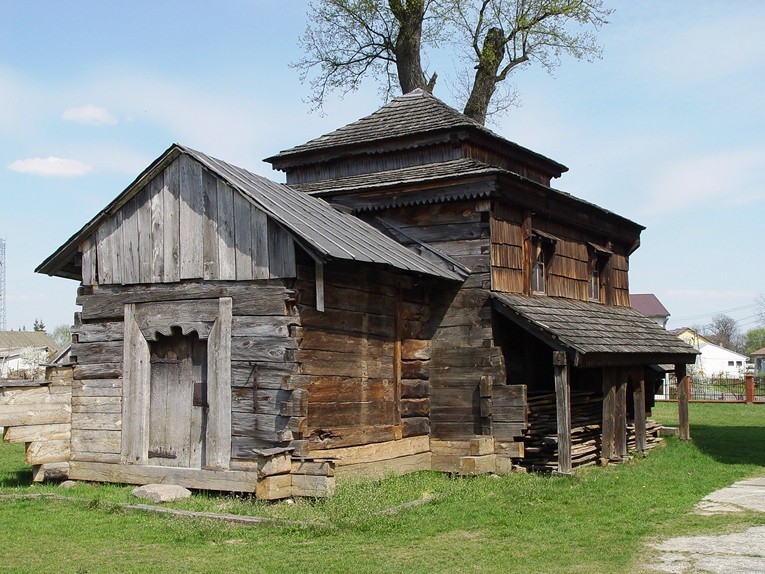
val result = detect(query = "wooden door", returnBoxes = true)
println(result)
[148,329,207,467]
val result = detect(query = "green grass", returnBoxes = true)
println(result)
[0,402,763,573]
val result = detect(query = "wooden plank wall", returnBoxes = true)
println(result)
[70,281,300,466]
[490,204,524,293]
[377,201,504,442]
[491,202,632,306]
[81,154,295,286]
[291,258,433,453]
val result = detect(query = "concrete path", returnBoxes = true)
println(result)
[645,476,765,573]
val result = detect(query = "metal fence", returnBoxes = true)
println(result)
[657,374,765,402]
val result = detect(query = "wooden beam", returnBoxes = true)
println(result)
[206,297,233,470]
[601,367,616,462]
[632,369,647,455]
[315,261,325,312]
[554,351,572,475]
[676,363,690,441]
[615,369,628,459]
[121,304,150,465]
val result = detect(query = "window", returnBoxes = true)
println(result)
[530,230,557,295]
[587,242,612,302]
[588,266,600,301]
[728,361,735,367]
[532,249,546,293]
[736,361,743,367]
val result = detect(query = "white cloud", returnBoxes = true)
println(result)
[8,156,93,177]
[62,104,118,125]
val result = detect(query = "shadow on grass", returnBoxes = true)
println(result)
[691,424,765,467]
[0,468,33,488]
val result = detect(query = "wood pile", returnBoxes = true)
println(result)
[519,391,602,472]
[0,378,73,481]
[627,419,663,452]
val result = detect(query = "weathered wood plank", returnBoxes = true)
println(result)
[309,435,428,464]
[267,219,295,279]
[26,440,70,465]
[202,169,220,280]
[71,429,121,454]
[162,159,181,282]
[69,461,258,492]
[233,191,254,280]
[216,180,236,280]
[3,423,70,443]
[121,304,151,465]
[74,321,124,343]
[149,173,165,283]
[251,206,269,279]
[334,452,431,479]
[71,412,121,431]
[206,297,232,470]
[121,195,140,284]
[136,186,153,283]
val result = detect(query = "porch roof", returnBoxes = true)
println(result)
[492,292,698,368]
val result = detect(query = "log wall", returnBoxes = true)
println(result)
[371,200,506,446]
[71,281,301,467]
[291,257,433,456]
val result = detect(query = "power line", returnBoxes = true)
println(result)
[672,303,758,323]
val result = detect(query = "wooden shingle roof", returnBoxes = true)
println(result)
[266,89,567,177]
[493,292,698,367]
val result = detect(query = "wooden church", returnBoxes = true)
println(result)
[31,89,697,497]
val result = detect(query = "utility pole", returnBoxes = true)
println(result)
[0,238,6,330]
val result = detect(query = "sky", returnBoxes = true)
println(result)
[0,1,763,335]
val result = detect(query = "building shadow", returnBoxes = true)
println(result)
[690,423,765,467]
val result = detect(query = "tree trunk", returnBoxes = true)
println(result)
[463,27,505,124]
[390,0,430,94]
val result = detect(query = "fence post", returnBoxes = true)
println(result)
[745,374,755,404]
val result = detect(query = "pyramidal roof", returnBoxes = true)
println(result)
[266,89,567,176]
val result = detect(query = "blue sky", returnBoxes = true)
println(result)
[1,1,763,334]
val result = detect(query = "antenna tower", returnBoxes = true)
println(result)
[0,238,6,330]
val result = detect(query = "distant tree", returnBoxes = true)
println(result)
[51,324,72,349]
[757,294,765,327]
[744,328,765,355]
[17,346,47,380]
[705,313,741,351]
[295,0,611,124]
[33,318,45,332]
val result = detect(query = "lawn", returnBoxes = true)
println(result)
[0,402,763,574]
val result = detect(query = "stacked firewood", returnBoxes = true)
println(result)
[627,419,663,452]
[519,391,602,472]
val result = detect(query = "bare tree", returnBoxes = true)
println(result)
[705,313,740,351]
[295,0,611,124]
[756,294,765,327]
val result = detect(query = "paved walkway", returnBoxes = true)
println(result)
[646,477,765,573]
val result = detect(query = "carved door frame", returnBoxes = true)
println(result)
[121,297,232,470]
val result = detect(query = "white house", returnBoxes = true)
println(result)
[0,331,58,379]
[693,342,748,379]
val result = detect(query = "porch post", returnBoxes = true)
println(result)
[601,367,616,462]
[676,363,690,440]
[554,351,572,475]
[615,369,628,460]
[632,368,647,455]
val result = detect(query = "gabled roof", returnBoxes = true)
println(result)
[630,294,670,318]
[0,331,58,355]
[266,89,567,177]
[36,144,465,282]
[752,347,765,357]
[493,293,698,367]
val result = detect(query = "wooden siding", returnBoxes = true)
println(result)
[490,202,632,305]
[81,155,295,286]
